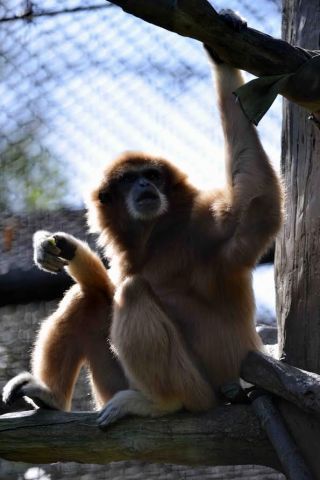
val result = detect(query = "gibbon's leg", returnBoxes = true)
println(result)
[3,285,86,410]
[31,284,89,410]
[3,233,127,410]
[98,276,216,428]
[85,320,128,409]
[3,284,123,411]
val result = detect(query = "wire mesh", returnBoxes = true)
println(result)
[0,3,283,479]
[0,0,282,213]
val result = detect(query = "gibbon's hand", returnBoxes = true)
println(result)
[219,9,247,32]
[204,9,247,64]
[33,230,77,274]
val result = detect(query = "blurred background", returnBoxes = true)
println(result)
[1,0,282,314]
[1,0,282,212]
[0,1,283,479]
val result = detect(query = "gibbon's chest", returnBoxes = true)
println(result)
[114,224,254,327]
[141,233,213,290]
[141,246,221,322]
[142,247,254,331]
[146,262,255,385]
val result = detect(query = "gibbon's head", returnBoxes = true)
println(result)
[88,152,193,235]
[100,153,169,221]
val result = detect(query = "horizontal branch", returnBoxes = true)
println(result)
[0,406,281,470]
[107,0,314,77]
[2,353,320,471]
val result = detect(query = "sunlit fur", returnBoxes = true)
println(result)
[3,59,282,418]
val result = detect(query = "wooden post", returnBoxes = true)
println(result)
[274,2,320,477]
[275,0,320,373]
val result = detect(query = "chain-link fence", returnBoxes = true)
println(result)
[1,0,282,214]
[0,2,283,479]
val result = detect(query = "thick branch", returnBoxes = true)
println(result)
[2,354,320,471]
[241,351,320,417]
[0,406,281,470]
[107,0,313,77]
[241,352,320,478]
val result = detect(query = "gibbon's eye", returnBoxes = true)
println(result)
[120,172,138,185]
[143,168,162,184]
[98,190,110,204]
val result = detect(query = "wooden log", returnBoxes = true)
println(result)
[2,354,320,474]
[278,400,320,480]
[0,406,281,470]
[241,351,320,417]
[107,0,314,77]
[241,352,320,478]
[249,391,314,480]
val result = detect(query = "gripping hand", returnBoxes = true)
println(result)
[204,9,247,64]
[33,231,77,274]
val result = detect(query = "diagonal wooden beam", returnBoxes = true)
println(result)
[106,0,313,77]
[241,351,320,417]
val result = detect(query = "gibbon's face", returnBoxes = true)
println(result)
[99,165,168,221]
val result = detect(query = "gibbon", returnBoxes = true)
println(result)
[3,39,282,428]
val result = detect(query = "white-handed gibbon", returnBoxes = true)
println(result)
[3,25,282,427]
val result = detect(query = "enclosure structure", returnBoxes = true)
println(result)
[1,0,320,479]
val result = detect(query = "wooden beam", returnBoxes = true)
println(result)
[107,0,314,77]
[241,351,320,417]
[0,406,281,470]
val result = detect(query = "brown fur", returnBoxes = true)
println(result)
[4,60,282,417]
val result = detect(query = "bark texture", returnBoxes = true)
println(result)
[275,0,320,373]
[274,2,320,477]
[0,407,281,470]
[241,352,320,417]
[107,0,314,77]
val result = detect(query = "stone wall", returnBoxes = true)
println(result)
[0,300,285,480]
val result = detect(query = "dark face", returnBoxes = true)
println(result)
[99,166,168,221]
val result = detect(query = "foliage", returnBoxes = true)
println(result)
[0,121,67,212]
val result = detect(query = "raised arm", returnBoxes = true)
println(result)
[206,47,282,268]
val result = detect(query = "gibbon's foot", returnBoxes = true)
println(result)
[98,390,157,429]
[33,230,77,273]
[98,399,126,429]
[2,372,59,410]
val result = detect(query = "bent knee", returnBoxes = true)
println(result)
[59,283,111,314]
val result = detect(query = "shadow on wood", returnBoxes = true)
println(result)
[0,405,282,471]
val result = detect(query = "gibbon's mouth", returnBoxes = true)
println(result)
[136,191,159,204]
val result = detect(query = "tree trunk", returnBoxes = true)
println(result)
[276,0,320,373]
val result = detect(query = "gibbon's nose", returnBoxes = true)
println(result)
[138,177,150,188]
